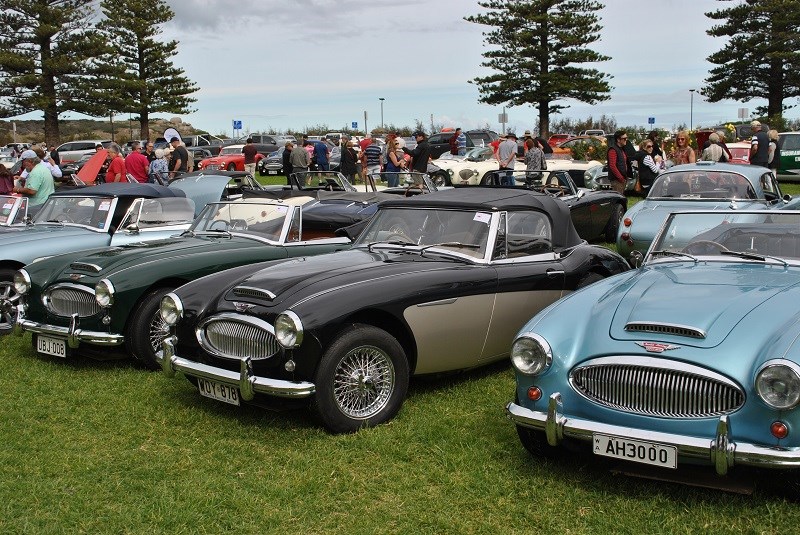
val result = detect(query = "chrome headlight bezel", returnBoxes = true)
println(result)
[160,292,184,326]
[13,269,31,295]
[756,360,800,410]
[274,310,303,348]
[94,278,115,308]
[510,333,552,376]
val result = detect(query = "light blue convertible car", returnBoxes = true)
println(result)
[617,162,800,260]
[508,209,800,496]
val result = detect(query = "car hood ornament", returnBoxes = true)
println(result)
[233,302,256,313]
[636,341,681,353]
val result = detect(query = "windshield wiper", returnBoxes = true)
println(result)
[206,229,232,238]
[367,240,416,251]
[649,249,698,263]
[419,242,481,253]
[720,250,788,266]
[45,219,65,226]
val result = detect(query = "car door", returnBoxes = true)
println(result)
[481,210,566,360]
[778,133,800,174]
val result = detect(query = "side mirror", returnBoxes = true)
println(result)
[125,223,140,233]
[784,194,793,203]
[629,250,643,268]
[576,189,585,199]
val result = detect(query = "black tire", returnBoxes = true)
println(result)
[126,287,174,370]
[311,324,409,433]
[432,171,451,188]
[226,163,236,171]
[516,425,568,460]
[0,268,18,335]
[577,272,604,289]
[604,203,625,242]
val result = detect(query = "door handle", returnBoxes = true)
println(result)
[546,269,565,278]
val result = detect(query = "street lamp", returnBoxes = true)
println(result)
[379,97,385,129]
[689,89,696,130]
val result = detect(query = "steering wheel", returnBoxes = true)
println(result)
[229,220,248,231]
[208,220,229,231]
[55,213,76,223]
[533,185,567,197]
[404,184,424,197]
[681,240,729,255]
[384,232,413,243]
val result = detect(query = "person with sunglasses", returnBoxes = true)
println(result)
[670,131,695,165]
[606,130,629,194]
[637,139,662,195]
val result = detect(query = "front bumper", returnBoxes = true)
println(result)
[15,307,124,347]
[507,393,800,475]
[159,336,315,399]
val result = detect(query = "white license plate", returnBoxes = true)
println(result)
[268,170,278,175]
[36,335,66,358]
[593,433,677,469]
[197,378,240,406]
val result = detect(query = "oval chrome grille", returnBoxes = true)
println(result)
[625,322,706,339]
[44,285,100,317]
[569,357,744,418]
[197,313,279,361]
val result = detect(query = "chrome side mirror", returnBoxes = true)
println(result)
[629,250,643,268]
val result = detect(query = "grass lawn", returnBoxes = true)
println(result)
[1,178,799,533]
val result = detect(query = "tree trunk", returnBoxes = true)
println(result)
[139,109,149,141]
[538,103,549,138]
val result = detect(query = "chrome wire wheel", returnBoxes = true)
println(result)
[148,312,170,354]
[0,281,18,333]
[332,344,396,419]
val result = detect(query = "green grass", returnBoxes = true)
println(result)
[2,179,799,533]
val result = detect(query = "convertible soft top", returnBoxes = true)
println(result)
[378,187,582,248]
[49,183,185,199]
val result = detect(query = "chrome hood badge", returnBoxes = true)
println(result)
[636,341,681,353]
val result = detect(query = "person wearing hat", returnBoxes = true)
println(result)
[168,136,189,177]
[749,120,770,167]
[496,132,519,185]
[11,149,55,211]
[401,131,431,174]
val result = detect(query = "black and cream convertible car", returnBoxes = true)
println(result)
[159,188,630,433]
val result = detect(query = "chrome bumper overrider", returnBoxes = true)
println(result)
[507,393,800,476]
[15,308,124,347]
[159,336,315,399]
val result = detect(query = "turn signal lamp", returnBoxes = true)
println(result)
[771,421,789,440]
[623,217,632,227]
[527,387,542,401]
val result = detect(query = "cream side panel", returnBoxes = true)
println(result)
[404,294,495,374]
[481,290,565,360]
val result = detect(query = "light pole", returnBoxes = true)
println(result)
[379,98,385,130]
[689,89,696,130]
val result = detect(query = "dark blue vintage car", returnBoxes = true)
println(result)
[508,209,800,496]
[158,188,629,433]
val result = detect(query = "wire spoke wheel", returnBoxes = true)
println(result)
[333,345,395,419]
[148,312,170,354]
[0,269,18,333]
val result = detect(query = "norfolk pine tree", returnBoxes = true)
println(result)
[465,0,612,136]
[96,0,197,140]
[0,0,108,146]
[703,0,800,120]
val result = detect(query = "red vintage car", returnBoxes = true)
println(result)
[548,134,575,147]
[197,144,264,172]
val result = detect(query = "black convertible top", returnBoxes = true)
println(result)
[49,183,185,199]
[378,187,582,248]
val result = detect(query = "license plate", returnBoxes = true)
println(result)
[268,170,278,175]
[593,433,677,469]
[36,335,66,358]
[197,378,240,406]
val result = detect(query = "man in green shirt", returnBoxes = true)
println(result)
[12,149,55,212]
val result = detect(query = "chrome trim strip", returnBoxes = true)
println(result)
[507,395,800,475]
[416,298,458,307]
[160,336,314,399]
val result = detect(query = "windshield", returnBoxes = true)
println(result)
[33,196,115,228]
[354,207,492,259]
[119,197,196,229]
[190,201,293,241]
[648,170,757,200]
[220,146,243,155]
[649,211,800,262]
[0,195,25,225]
[465,147,493,161]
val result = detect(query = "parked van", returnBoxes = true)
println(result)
[56,140,112,164]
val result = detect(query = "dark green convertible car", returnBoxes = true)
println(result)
[13,196,352,369]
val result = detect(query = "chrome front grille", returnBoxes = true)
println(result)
[197,313,280,361]
[44,284,101,317]
[569,356,744,418]
[205,164,220,171]
[625,322,706,339]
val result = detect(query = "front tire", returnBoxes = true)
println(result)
[0,268,18,335]
[226,163,236,171]
[431,171,451,187]
[311,324,409,433]
[126,287,174,370]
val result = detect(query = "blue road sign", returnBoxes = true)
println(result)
[648,117,655,125]
[352,122,358,129]
[233,120,242,130]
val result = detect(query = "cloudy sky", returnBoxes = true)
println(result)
[65,0,792,135]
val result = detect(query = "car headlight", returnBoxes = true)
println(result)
[94,278,115,307]
[160,292,183,326]
[13,269,31,295]
[756,361,800,409]
[275,311,303,348]
[510,334,552,376]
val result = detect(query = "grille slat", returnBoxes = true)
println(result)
[45,286,100,317]
[570,358,744,418]
[199,316,280,361]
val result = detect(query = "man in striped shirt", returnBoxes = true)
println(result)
[361,138,383,180]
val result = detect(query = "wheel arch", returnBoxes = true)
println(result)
[0,261,26,276]
[122,277,189,333]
